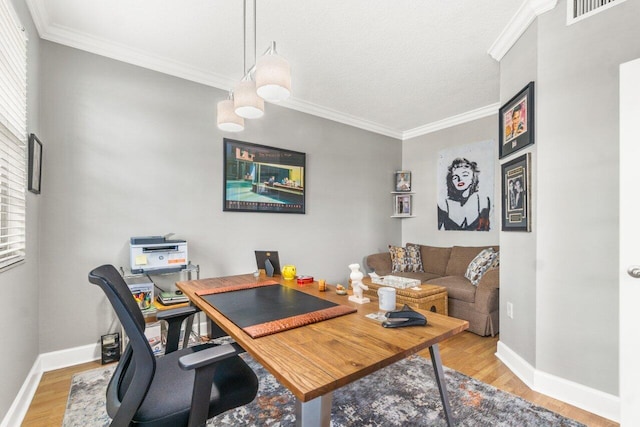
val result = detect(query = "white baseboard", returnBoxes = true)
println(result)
[496,340,619,423]
[1,343,101,427]
[0,361,42,427]
[1,320,211,427]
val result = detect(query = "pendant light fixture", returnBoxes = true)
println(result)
[234,0,264,119]
[256,41,291,103]
[217,91,244,132]
[234,79,264,119]
[217,0,291,131]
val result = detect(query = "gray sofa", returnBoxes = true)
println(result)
[365,244,499,336]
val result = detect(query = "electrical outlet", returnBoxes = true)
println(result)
[506,302,514,319]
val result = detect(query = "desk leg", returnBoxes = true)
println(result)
[295,393,332,427]
[182,314,195,349]
[429,344,455,427]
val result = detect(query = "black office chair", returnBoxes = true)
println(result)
[88,264,259,427]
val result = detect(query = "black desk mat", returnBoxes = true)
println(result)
[198,282,356,338]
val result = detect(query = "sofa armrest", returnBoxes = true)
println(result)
[366,252,392,275]
[474,268,499,314]
[477,268,499,289]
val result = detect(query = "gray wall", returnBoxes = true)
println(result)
[498,21,538,366]
[402,116,499,247]
[0,0,40,417]
[534,0,640,395]
[37,41,401,352]
[499,0,640,396]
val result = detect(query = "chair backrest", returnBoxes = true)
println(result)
[88,264,156,425]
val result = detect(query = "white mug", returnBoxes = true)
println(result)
[377,287,396,311]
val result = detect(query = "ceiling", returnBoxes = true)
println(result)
[25,0,551,139]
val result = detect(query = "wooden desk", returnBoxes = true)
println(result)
[177,274,468,427]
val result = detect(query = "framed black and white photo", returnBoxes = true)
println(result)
[501,153,531,232]
[28,133,42,194]
[394,170,411,192]
[499,81,535,159]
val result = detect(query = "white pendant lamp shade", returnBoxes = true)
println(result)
[256,50,291,103]
[217,99,245,132]
[234,80,265,119]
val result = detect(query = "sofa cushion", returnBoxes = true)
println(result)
[427,276,477,303]
[407,244,451,276]
[388,245,424,273]
[464,248,498,286]
[445,246,499,277]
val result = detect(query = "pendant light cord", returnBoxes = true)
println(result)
[242,0,246,75]
[253,0,257,67]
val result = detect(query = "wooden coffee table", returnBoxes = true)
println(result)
[362,277,448,315]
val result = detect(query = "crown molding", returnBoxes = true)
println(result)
[281,98,404,139]
[402,103,500,140]
[35,22,237,90]
[488,0,558,61]
[24,0,494,141]
[25,3,404,139]
[24,0,48,36]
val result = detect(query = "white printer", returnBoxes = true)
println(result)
[129,236,188,274]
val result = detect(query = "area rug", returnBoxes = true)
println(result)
[62,353,585,427]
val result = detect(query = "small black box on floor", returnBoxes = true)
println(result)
[101,332,120,364]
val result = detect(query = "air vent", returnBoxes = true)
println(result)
[568,0,627,24]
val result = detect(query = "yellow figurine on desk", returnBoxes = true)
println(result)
[282,265,296,280]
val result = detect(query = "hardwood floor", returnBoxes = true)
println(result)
[22,332,617,426]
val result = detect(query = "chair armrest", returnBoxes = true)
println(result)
[156,305,198,321]
[178,343,237,370]
[157,306,198,354]
[178,344,238,427]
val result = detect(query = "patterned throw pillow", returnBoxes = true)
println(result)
[465,248,497,286]
[389,245,407,273]
[404,244,424,273]
[389,244,424,273]
[489,251,500,270]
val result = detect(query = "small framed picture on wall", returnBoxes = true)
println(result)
[28,133,43,194]
[499,81,535,159]
[501,153,531,232]
[394,194,412,216]
[395,170,411,192]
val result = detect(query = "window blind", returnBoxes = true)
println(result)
[0,0,27,271]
